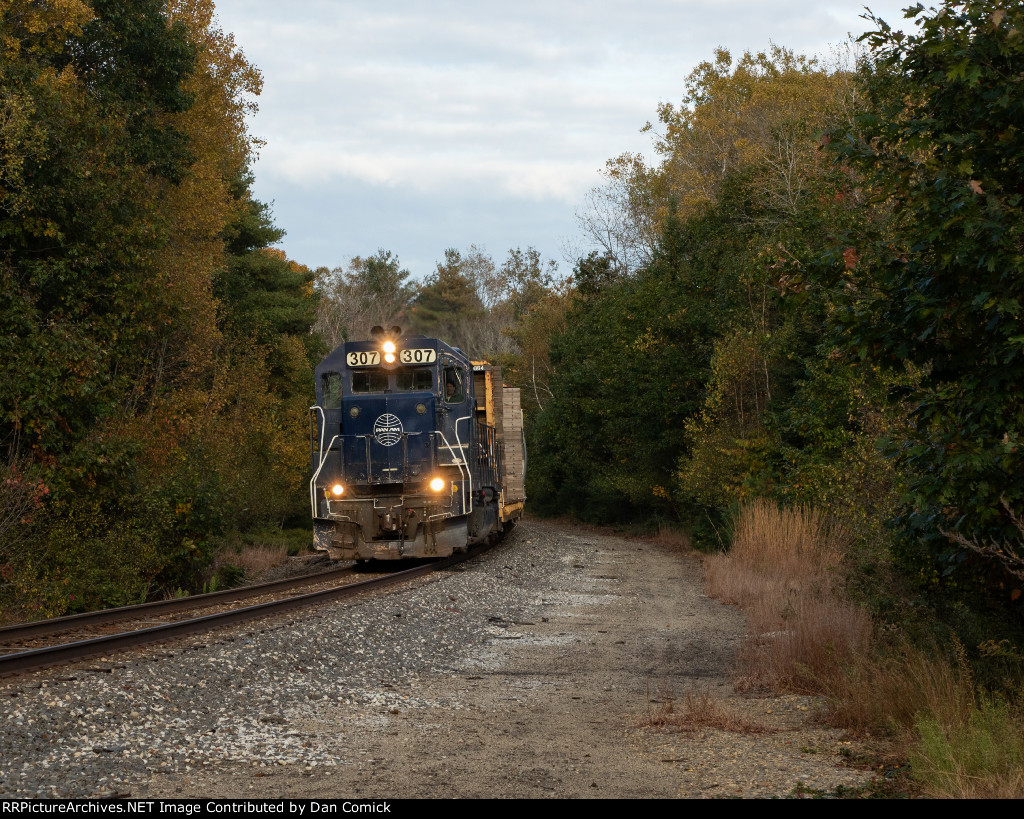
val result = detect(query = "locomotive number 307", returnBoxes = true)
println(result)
[399,348,437,364]
[346,351,381,366]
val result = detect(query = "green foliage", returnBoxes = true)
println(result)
[769,358,910,527]
[0,0,197,465]
[217,176,318,350]
[215,172,322,412]
[912,697,1024,797]
[205,562,244,594]
[529,215,726,523]
[0,0,319,618]
[74,0,198,181]
[832,1,1024,591]
[11,495,164,617]
[409,248,485,342]
[248,526,311,557]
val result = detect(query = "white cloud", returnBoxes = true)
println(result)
[212,0,914,268]
[264,143,600,204]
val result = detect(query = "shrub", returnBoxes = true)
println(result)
[911,697,1024,798]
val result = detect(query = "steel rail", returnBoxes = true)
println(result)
[0,566,357,643]
[0,543,490,678]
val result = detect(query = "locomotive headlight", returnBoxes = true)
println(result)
[384,352,396,363]
[429,477,446,492]
[331,484,345,496]
[382,340,396,354]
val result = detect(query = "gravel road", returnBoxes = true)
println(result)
[0,520,876,798]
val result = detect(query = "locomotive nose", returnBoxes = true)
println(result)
[341,393,436,485]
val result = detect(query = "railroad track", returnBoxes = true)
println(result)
[0,544,490,677]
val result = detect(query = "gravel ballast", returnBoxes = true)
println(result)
[0,520,877,798]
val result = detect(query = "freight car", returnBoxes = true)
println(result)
[309,326,525,560]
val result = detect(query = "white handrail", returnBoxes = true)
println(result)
[310,432,341,517]
[310,405,326,455]
[453,414,474,505]
[434,430,470,516]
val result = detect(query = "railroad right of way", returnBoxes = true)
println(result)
[0,520,880,798]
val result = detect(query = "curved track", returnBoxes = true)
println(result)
[0,544,490,677]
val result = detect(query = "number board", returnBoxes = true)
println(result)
[346,351,380,367]
[399,348,437,364]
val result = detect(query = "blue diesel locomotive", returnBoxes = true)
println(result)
[309,327,525,560]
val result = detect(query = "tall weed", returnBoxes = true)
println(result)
[821,636,975,735]
[704,499,1024,796]
[226,544,288,579]
[706,499,870,692]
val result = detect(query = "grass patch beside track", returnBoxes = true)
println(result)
[704,500,1024,798]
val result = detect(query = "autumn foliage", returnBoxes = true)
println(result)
[0,0,318,618]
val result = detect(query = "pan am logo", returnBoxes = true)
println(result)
[373,413,403,446]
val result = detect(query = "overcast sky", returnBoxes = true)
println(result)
[212,0,914,279]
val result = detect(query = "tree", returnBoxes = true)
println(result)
[0,0,198,472]
[547,48,867,531]
[576,153,661,275]
[314,249,415,347]
[408,249,485,349]
[529,213,725,524]
[0,0,316,616]
[834,1,1024,580]
[653,46,855,225]
[499,250,570,413]
[217,179,318,360]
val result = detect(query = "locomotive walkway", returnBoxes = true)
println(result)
[0,521,878,798]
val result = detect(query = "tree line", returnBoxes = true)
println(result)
[529,0,1024,655]
[312,243,565,394]
[0,0,321,617]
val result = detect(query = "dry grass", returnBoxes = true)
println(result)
[707,501,966,719]
[644,690,774,734]
[818,638,1024,797]
[702,498,1024,795]
[736,595,872,693]
[705,499,870,693]
[820,636,975,736]
[645,523,691,551]
[717,500,846,579]
[230,544,290,579]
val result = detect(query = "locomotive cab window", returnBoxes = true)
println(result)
[351,369,389,394]
[443,366,466,403]
[396,368,433,391]
[322,373,342,409]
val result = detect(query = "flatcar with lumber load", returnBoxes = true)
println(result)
[309,326,525,560]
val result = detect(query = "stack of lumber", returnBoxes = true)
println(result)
[501,387,526,502]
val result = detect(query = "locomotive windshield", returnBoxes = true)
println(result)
[396,368,433,391]
[351,369,388,394]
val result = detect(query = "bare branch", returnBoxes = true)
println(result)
[941,499,1024,582]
